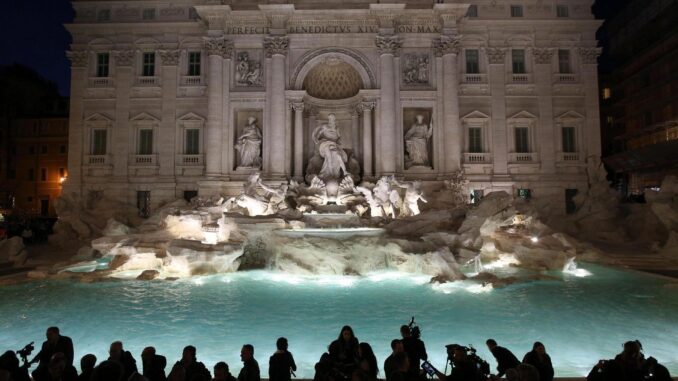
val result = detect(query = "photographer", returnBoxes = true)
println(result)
[400,321,427,380]
[33,327,74,370]
[485,339,519,379]
[431,345,477,381]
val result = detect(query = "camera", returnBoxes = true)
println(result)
[408,316,421,339]
[16,342,35,367]
[445,344,490,380]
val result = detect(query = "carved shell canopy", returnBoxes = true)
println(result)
[303,59,363,100]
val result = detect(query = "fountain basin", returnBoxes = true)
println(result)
[275,227,385,239]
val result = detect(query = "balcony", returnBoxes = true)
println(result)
[557,152,581,162]
[462,74,487,84]
[508,152,538,163]
[178,154,204,166]
[463,152,491,164]
[554,73,578,83]
[135,76,160,86]
[181,76,202,86]
[130,154,157,166]
[88,77,114,88]
[85,154,111,166]
[510,73,532,84]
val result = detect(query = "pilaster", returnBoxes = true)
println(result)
[486,48,509,177]
[159,50,179,178]
[534,48,556,174]
[579,48,602,160]
[204,36,233,178]
[434,35,462,175]
[64,51,88,195]
[359,101,375,178]
[264,35,290,179]
[112,50,133,179]
[291,101,305,180]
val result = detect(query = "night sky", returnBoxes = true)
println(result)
[0,0,624,98]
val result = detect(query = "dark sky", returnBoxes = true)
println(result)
[0,0,625,98]
[0,0,74,96]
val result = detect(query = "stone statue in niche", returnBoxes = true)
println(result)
[235,52,262,86]
[313,113,348,180]
[235,116,262,169]
[404,114,433,168]
[403,54,429,84]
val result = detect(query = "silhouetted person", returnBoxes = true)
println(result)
[77,354,97,381]
[383,340,403,381]
[357,343,378,381]
[238,345,260,381]
[434,345,476,381]
[269,338,297,381]
[168,363,187,381]
[615,340,644,381]
[0,351,30,381]
[213,362,236,381]
[522,342,554,381]
[641,357,672,381]
[46,353,78,381]
[91,360,125,381]
[108,341,138,381]
[331,326,360,376]
[173,346,210,381]
[389,352,410,381]
[313,342,344,381]
[34,327,74,370]
[486,339,519,379]
[142,347,167,381]
[400,325,426,380]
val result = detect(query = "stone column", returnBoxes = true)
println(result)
[534,48,556,173]
[359,101,375,178]
[291,101,304,180]
[205,36,233,178]
[376,34,402,175]
[486,48,509,177]
[351,108,360,161]
[579,48,603,159]
[158,50,179,178]
[264,35,289,179]
[112,50,134,179]
[64,51,88,195]
[434,36,462,174]
[306,106,318,162]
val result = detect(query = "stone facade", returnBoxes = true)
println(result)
[65,0,602,214]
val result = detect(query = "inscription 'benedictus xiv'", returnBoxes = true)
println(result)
[223,24,441,35]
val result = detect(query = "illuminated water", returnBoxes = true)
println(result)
[1,263,677,378]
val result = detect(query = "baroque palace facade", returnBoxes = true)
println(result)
[65,0,602,213]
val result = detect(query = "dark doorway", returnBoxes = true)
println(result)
[137,191,150,218]
[40,199,49,216]
[184,190,198,202]
[565,189,578,214]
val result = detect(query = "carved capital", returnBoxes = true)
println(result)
[264,35,289,57]
[433,35,461,57]
[204,36,233,59]
[578,47,601,65]
[290,101,304,112]
[158,49,181,66]
[357,101,376,113]
[533,48,554,64]
[485,48,507,64]
[376,34,402,56]
[66,51,89,68]
[113,50,135,66]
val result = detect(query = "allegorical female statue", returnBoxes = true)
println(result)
[235,116,262,168]
[404,114,433,168]
[312,113,348,180]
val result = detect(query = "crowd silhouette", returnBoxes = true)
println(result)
[0,326,672,381]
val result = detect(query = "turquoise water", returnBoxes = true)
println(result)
[1,264,677,377]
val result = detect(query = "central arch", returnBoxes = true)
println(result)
[291,48,377,93]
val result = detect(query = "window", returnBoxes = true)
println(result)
[556,5,569,18]
[40,168,47,182]
[28,169,34,181]
[466,49,480,74]
[188,52,201,76]
[517,188,531,199]
[515,127,530,153]
[562,127,576,153]
[92,129,107,155]
[142,8,156,20]
[510,5,523,17]
[185,129,200,155]
[512,49,526,74]
[469,128,483,153]
[41,145,48,154]
[96,53,110,77]
[60,145,67,154]
[471,189,484,204]
[602,88,611,99]
[558,49,571,74]
[97,9,111,22]
[138,129,154,155]
[467,5,478,17]
[142,52,155,77]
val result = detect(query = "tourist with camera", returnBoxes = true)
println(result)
[400,320,427,380]
[485,339,520,379]
[33,327,74,370]
[522,342,554,381]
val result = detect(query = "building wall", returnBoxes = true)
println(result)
[65,0,602,214]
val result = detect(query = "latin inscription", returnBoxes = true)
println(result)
[223,24,440,35]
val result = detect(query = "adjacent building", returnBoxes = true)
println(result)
[65,0,602,214]
[599,0,678,195]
